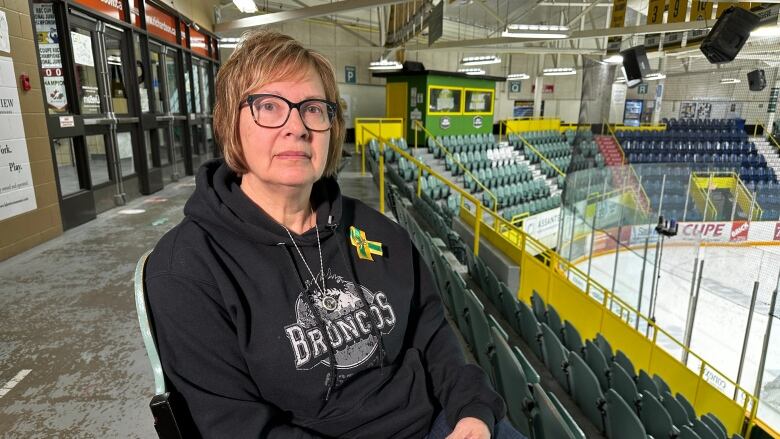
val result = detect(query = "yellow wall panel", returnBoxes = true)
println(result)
[600,311,653,371]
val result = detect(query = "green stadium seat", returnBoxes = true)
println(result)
[546,304,565,343]
[614,350,637,379]
[541,323,570,392]
[653,373,672,397]
[491,326,538,438]
[662,390,692,428]
[701,414,727,439]
[534,382,583,439]
[563,321,584,355]
[610,362,640,410]
[531,290,547,324]
[680,426,704,439]
[638,370,661,400]
[519,300,545,360]
[464,289,496,383]
[692,419,719,439]
[499,286,522,334]
[568,350,605,432]
[604,388,650,439]
[639,390,680,439]
[584,340,610,392]
[676,392,697,422]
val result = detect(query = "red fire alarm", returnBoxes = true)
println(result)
[20,73,31,91]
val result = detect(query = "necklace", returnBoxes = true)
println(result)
[281,208,329,308]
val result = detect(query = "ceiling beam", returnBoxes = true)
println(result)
[215,0,409,32]
[290,0,379,46]
[565,0,602,28]
[425,20,711,50]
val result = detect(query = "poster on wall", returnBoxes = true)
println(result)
[35,4,69,114]
[70,31,94,67]
[43,76,67,113]
[0,56,37,221]
[679,101,697,119]
[513,100,534,117]
[0,11,10,53]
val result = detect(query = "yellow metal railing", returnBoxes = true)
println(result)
[361,133,765,437]
[608,122,667,132]
[411,121,498,213]
[691,171,762,221]
[690,173,720,221]
[499,117,562,143]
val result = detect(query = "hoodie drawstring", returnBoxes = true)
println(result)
[277,243,339,401]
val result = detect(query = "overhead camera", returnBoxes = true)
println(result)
[655,215,679,238]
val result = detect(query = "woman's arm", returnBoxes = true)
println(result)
[406,247,506,435]
[146,272,325,438]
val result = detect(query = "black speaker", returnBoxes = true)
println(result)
[748,69,767,91]
[402,61,425,72]
[700,6,760,64]
[620,45,650,88]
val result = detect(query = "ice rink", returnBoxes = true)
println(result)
[576,242,780,423]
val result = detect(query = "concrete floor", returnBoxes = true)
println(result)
[0,152,381,437]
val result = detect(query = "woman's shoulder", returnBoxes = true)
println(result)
[146,218,219,282]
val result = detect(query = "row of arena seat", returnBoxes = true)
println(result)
[627,152,768,168]
[478,181,552,211]
[617,129,747,143]
[622,140,757,155]
[661,118,745,131]
[446,147,522,175]
[428,134,500,156]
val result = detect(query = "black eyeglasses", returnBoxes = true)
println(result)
[241,94,337,132]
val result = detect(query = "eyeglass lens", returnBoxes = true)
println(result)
[251,95,332,131]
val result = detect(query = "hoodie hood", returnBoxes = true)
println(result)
[184,159,343,246]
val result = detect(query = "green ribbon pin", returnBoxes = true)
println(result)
[350,226,383,261]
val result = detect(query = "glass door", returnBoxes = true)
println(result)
[189,56,211,169]
[163,49,186,178]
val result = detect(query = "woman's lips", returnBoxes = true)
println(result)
[276,151,310,159]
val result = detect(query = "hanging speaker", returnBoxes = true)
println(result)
[748,69,766,91]
[700,6,760,64]
[620,45,650,88]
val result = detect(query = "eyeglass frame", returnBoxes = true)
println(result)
[240,93,338,132]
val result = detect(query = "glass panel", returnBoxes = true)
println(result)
[165,53,180,113]
[117,131,135,176]
[428,87,462,113]
[70,28,101,114]
[173,122,185,175]
[86,134,110,185]
[134,34,150,112]
[34,3,70,115]
[105,33,129,114]
[144,130,154,169]
[192,61,202,113]
[150,48,163,113]
[206,122,213,155]
[202,64,211,113]
[53,138,81,195]
[464,89,493,113]
[157,127,170,166]
[184,59,193,112]
[191,124,202,155]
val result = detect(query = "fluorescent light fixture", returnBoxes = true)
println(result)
[369,59,403,70]
[615,76,626,83]
[461,55,501,66]
[458,68,486,75]
[507,73,530,80]
[643,73,666,81]
[232,0,258,13]
[220,37,241,43]
[604,54,623,64]
[502,24,569,39]
[543,67,576,76]
[720,78,741,84]
[751,26,780,37]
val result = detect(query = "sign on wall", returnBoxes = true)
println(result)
[509,81,521,93]
[345,65,356,84]
[0,56,37,221]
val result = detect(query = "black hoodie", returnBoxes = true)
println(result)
[146,159,505,438]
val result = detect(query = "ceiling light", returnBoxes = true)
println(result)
[461,55,501,66]
[543,67,576,76]
[220,37,241,43]
[232,0,258,13]
[458,68,486,75]
[615,76,626,83]
[502,24,569,39]
[644,73,666,81]
[751,26,780,37]
[604,55,623,64]
[507,73,530,80]
[369,59,403,70]
[720,78,741,84]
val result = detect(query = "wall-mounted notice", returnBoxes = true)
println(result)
[70,30,94,67]
[0,10,10,53]
[0,56,37,221]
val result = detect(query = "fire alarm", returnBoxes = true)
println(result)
[20,74,31,91]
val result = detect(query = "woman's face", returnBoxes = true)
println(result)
[239,66,331,191]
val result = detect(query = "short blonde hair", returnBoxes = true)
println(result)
[213,30,344,177]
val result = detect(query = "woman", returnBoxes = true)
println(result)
[146,30,522,439]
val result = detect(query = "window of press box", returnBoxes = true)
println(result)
[70,27,101,114]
